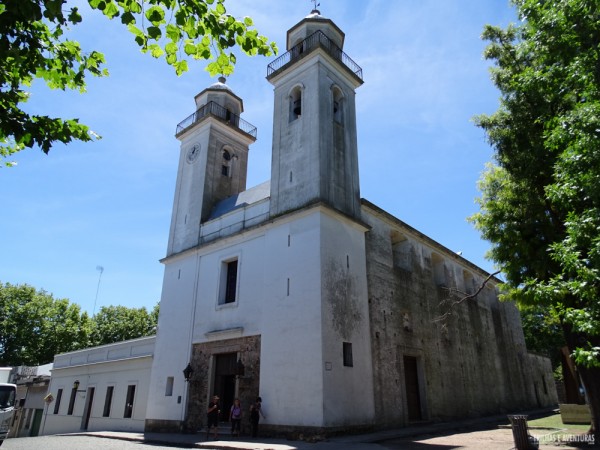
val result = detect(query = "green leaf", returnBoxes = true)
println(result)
[175,60,188,76]
[103,1,119,18]
[184,43,196,56]
[166,53,177,65]
[127,23,144,38]
[145,6,165,25]
[207,61,220,76]
[166,23,181,41]
[147,26,162,40]
[120,11,135,25]
[68,7,83,24]
[165,42,178,55]
[148,44,164,58]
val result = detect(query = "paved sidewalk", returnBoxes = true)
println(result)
[75,408,593,450]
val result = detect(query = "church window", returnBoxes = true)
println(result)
[123,384,136,418]
[343,342,353,367]
[219,258,239,305]
[222,149,233,177]
[103,386,114,417]
[290,86,303,121]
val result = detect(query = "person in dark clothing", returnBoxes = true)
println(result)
[206,395,220,440]
[249,396,265,438]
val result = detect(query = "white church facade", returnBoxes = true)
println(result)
[43,10,556,437]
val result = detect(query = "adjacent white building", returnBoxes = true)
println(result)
[43,337,154,434]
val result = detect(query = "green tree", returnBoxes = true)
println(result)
[0,282,91,365]
[0,0,277,166]
[520,304,565,371]
[89,304,158,346]
[471,0,600,439]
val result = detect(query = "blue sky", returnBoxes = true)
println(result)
[1,0,517,314]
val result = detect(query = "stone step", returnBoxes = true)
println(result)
[200,423,238,436]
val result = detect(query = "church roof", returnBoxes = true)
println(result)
[208,181,271,220]
[209,76,232,91]
[306,9,325,19]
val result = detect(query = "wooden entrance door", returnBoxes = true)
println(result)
[81,387,95,430]
[214,353,237,423]
[403,355,422,421]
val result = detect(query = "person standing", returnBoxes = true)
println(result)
[230,398,242,437]
[206,395,220,440]
[249,396,265,438]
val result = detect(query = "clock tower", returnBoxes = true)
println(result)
[166,78,257,256]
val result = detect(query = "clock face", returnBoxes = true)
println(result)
[186,144,201,164]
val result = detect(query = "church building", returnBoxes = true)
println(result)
[42,9,556,438]
[144,9,556,435]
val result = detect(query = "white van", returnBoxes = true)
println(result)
[0,384,17,446]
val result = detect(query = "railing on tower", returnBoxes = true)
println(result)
[176,101,257,138]
[267,30,363,81]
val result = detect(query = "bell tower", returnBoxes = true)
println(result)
[167,78,257,256]
[267,10,364,219]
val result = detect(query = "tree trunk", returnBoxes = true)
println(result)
[564,326,600,447]
[578,364,600,447]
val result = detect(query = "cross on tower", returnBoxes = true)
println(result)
[311,0,320,12]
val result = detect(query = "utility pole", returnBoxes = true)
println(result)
[93,266,104,316]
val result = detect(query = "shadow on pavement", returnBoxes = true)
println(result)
[379,442,460,450]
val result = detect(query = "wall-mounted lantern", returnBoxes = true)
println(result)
[183,363,193,382]
[235,358,245,378]
[73,380,80,390]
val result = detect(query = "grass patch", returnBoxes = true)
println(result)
[528,413,590,434]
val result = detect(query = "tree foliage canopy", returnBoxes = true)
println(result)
[471,0,600,436]
[520,304,565,369]
[0,0,277,166]
[0,281,159,365]
[471,0,600,368]
[89,304,159,346]
[0,282,92,365]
